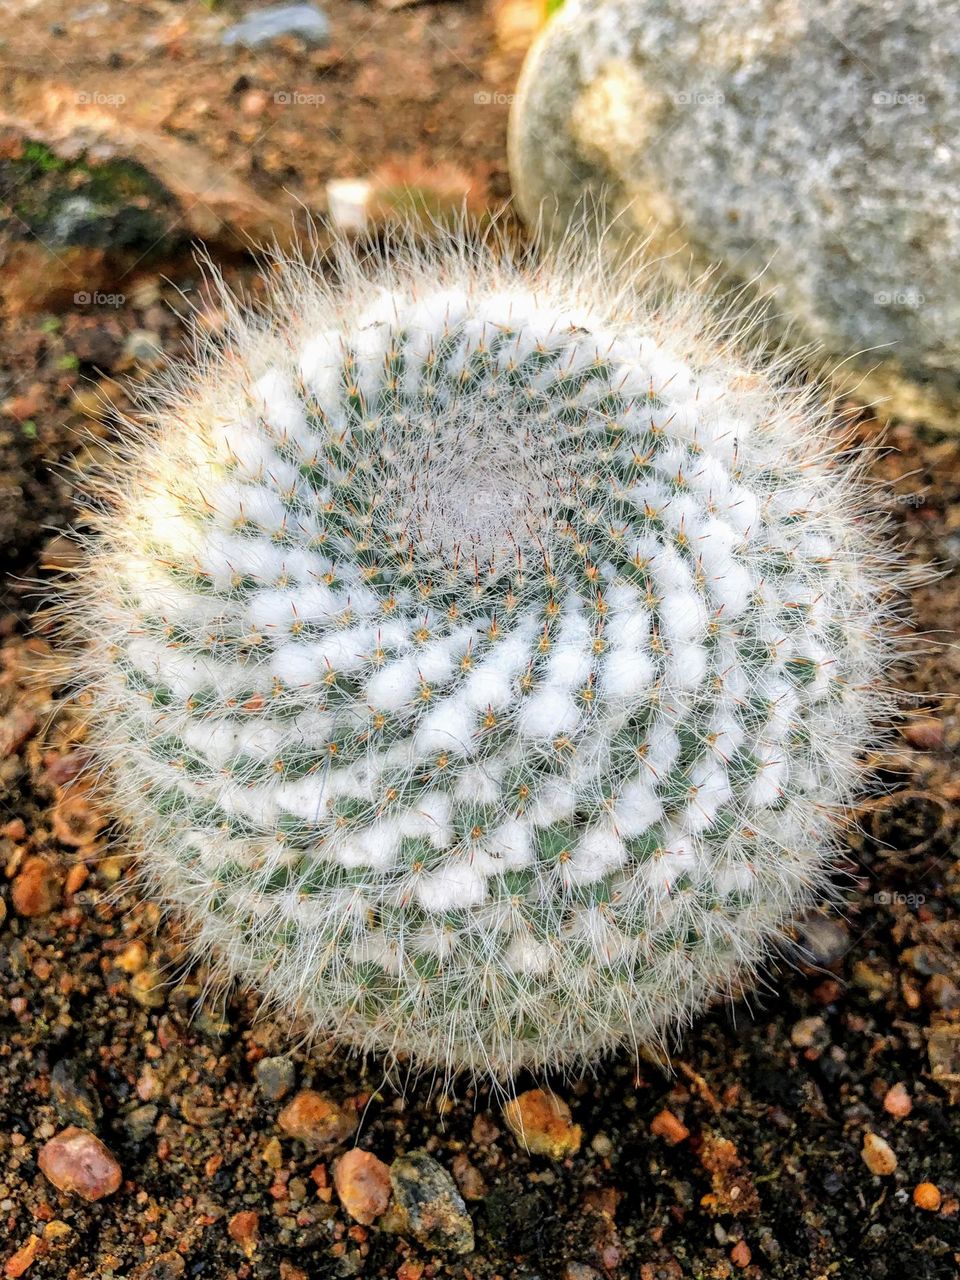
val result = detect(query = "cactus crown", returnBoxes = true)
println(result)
[72,230,894,1080]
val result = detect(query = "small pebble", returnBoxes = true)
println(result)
[502,1089,582,1158]
[240,89,270,117]
[926,973,960,1010]
[451,1152,486,1200]
[141,1251,186,1278]
[928,1024,960,1083]
[4,1236,39,1278]
[255,1055,296,1101]
[790,1015,828,1050]
[123,329,164,365]
[279,1266,307,1280]
[64,864,88,897]
[730,1239,752,1268]
[71,385,110,420]
[278,1090,356,1151]
[194,1005,231,1038]
[0,706,37,759]
[129,967,166,1010]
[11,857,62,917]
[115,940,149,975]
[913,1182,942,1211]
[861,1131,898,1176]
[650,1108,690,1145]
[124,1104,159,1141]
[227,1210,259,1257]
[221,3,330,48]
[38,1126,122,1201]
[902,718,944,750]
[389,1150,475,1254]
[590,1132,613,1158]
[51,791,105,848]
[333,1148,392,1224]
[796,915,850,968]
[50,1059,103,1130]
[852,959,894,998]
[470,1112,500,1146]
[883,1082,913,1119]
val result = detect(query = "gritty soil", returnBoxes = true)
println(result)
[1,3,960,1279]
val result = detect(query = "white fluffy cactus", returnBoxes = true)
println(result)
[72,232,893,1079]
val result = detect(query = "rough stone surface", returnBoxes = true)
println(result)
[861,1131,898,1176]
[389,1150,475,1254]
[50,1059,103,1130]
[509,0,960,431]
[255,1055,296,1102]
[277,1090,356,1151]
[11,856,62,917]
[333,1148,392,1225]
[38,1126,122,1202]
[502,1090,582,1158]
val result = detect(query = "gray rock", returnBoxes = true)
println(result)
[509,0,960,431]
[389,1150,475,1254]
[124,1103,159,1141]
[793,913,850,969]
[255,1054,296,1101]
[50,1058,103,1130]
[221,4,329,49]
[123,329,164,365]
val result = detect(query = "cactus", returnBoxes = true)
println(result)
[71,232,894,1080]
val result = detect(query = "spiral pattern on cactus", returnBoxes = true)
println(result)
[75,235,891,1077]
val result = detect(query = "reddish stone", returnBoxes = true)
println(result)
[4,1234,40,1279]
[278,1091,356,1151]
[502,1090,582,1158]
[730,1239,752,1268]
[333,1148,391,1225]
[51,792,105,848]
[38,1127,122,1202]
[11,857,62,918]
[0,707,37,759]
[650,1108,690,1145]
[227,1211,259,1257]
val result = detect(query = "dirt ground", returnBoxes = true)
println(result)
[1,3,959,1279]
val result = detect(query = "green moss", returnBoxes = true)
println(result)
[20,140,67,173]
[1,138,181,254]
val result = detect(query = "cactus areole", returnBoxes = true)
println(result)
[74,234,892,1078]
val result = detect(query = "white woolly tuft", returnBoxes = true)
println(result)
[60,220,904,1083]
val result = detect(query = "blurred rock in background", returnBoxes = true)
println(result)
[509,0,960,431]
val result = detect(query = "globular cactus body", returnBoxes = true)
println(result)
[75,235,891,1078]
